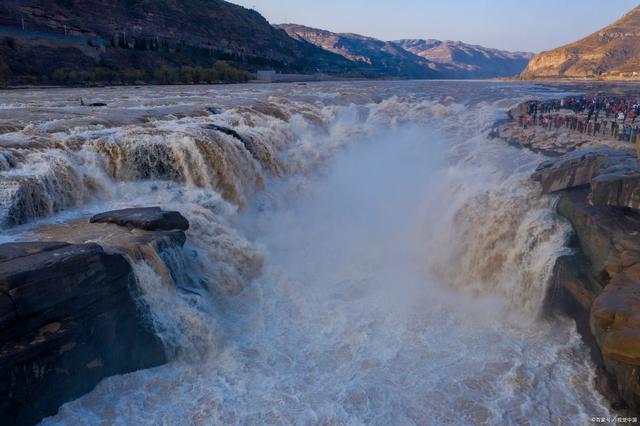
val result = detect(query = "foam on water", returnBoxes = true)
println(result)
[0,81,611,424]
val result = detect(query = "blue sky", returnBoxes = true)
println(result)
[232,0,639,52]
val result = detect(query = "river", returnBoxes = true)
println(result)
[0,81,611,424]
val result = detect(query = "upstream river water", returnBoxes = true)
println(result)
[0,81,614,424]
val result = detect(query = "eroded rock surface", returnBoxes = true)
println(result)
[557,189,640,276]
[0,242,166,425]
[0,207,190,425]
[90,206,189,231]
[536,150,640,413]
[534,149,640,211]
[591,268,640,411]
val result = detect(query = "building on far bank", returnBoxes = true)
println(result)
[256,70,277,81]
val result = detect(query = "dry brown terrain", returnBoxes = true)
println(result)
[522,6,640,80]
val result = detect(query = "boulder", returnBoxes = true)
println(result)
[0,241,166,425]
[90,207,189,231]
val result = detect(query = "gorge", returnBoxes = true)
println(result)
[0,81,628,424]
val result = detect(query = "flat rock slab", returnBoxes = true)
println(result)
[533,148,640,194]
[90,207,189,231]
[533,148,640,212]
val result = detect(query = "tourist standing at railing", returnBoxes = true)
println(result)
[518,97,640,151]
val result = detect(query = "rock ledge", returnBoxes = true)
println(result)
[0,207,190,425]
[90,207,189,231]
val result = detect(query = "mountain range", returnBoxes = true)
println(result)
[0,0,536,85]
[395,39,532,79]
[521,6,640,79]
[277,24,437,79]
[280,24,533,79]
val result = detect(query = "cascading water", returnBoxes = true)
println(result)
[0,81,611,424]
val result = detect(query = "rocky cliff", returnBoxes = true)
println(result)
[535,150,640,412]
[521,6,640,79]
[0,207,190,425]
[395,39,532,79]
[496,103,640,411]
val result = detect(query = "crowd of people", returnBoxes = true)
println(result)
[518,95,640,144]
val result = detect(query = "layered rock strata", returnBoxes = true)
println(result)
[0,207,189,425]
[534,149,640,412]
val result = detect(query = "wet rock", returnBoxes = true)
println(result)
[533,148,640,195]
[80,98,106,107]
[548,252,600,317]
[557,189,640,277]
[206,123,246,143]
[90,207,189,231]
[591,270,640,365]
[205,123,257,159]
[592,172,640,210]
[550,187,640,412]
[519,120,640,411]
[0,241,70,262]
[0,241,166,425]
[591,268,640,412]
[548,253,628,410]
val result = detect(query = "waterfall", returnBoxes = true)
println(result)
[0,82,609,424]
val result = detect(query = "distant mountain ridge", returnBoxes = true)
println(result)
[521,6,640,79]
[278,24,437,79]
[395,39,533,79]
[280,23,533,79]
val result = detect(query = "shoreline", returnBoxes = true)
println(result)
[497,76,640,83]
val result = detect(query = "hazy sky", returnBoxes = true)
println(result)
[232,0,639,52]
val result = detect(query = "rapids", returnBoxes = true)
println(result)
[0,81,611,424]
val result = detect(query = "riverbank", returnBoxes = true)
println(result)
[498,76,640,83]
[495,102,640,414]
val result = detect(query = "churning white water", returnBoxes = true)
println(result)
[0,81,610,424]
